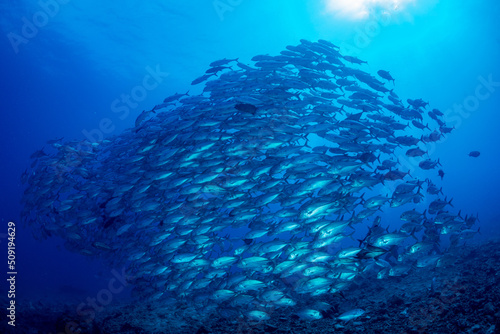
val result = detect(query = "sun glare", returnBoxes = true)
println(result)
[325,0,414,20]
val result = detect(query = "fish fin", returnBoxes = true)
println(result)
[410,229,418,241]
[347,233,356,243]
[359,192,365,204]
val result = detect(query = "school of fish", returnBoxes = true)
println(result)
[21,39,478,322]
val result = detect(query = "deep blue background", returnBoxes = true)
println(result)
[0,0,499,309]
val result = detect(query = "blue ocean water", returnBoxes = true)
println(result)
[1,0,499,331]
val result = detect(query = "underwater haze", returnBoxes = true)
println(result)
[1,0,500,333]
